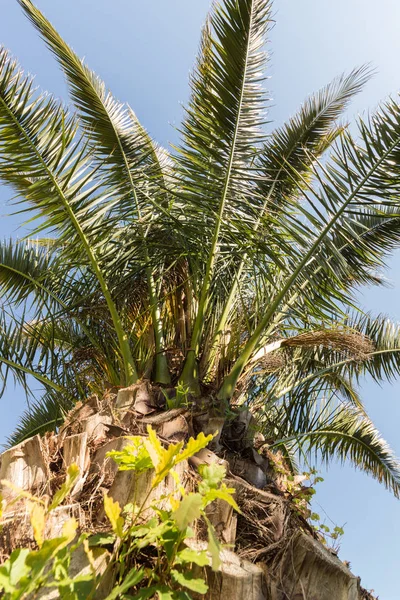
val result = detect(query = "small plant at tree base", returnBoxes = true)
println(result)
[162,382,192,410]
[0,428,239,599]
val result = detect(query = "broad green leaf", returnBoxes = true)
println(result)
[87,533,116,547]
[103,494,124,538]
[198,463,226,491]
[172,493,203,531]
[202,486,241,513]
[160,525,181,562]
[107,437,153,474]
[175,432,214,464]
[48,464,80,511]
[175,547,210,567]
[26,537,73,581]
[171,569,208,594]
[57,577,95,600]
[131,521,171,549]
[0,548,30,591]
[206,518,221,572]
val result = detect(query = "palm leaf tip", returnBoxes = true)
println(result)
[268,401,400,498]
[316,408,400,499]
[256,65,372,210]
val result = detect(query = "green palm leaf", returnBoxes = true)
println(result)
[219,97,400,398]
[19,0,176,384]
[267,400,400,497]
[0,45,137,385]
[179,0,272,390]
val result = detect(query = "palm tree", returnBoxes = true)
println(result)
[1,0,400,496]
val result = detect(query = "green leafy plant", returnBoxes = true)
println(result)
[0,428,238,599]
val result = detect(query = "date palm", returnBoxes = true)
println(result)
[1,0,400,495]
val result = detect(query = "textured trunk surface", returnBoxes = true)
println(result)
[0,384,376,600]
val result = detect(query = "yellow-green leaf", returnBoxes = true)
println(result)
[29,502,46,548]
[103,494,124,538]
[62,517,78,543]
[107,437,153,473]
[198,463,226,489]
[48,464,80,511]
[202,486,241,513]
[173,493,203,531]
[176,432,214,464]
[206,518,221,571]
[144,437,183,488]
[146,425,164,465]
[175,547,210,567]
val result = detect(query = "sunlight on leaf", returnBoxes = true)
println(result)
[103,494,124,538]
[175,547,210,567]
[205,517,221,571]
[176,432,214,464]
[29,502,46,548]
[107,437,153,473]
[48,464,80,511]
[172,493,203,531]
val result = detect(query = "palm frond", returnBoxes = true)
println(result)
[219,97,400,398]
[179,0,272,390]
[0,45,137,384]
[0,308,65,394]
[19,0,178,383]
[6,389,75,447]
[267,400,400,497]
[256,66,371,211]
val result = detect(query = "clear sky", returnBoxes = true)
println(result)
[1,1,400,597]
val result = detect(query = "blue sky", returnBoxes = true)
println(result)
[1,1,400,597]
